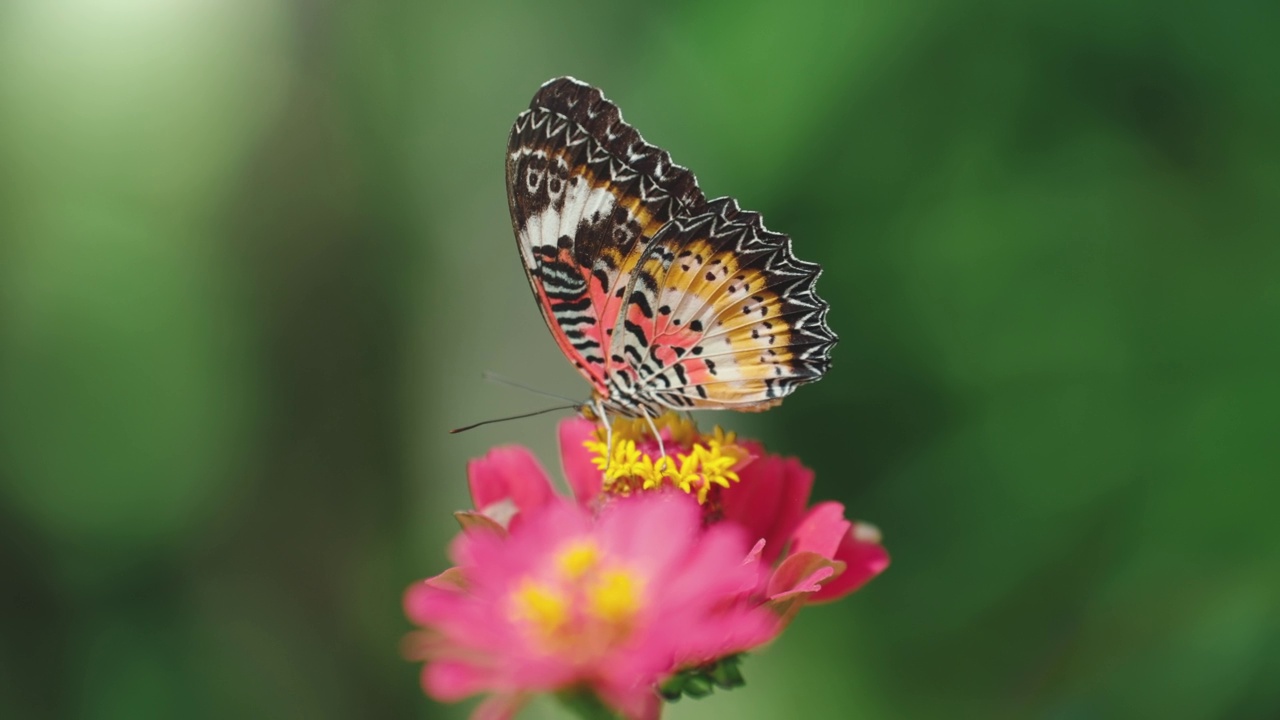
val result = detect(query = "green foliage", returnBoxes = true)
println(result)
[0,1,1276,719]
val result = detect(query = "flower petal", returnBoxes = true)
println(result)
[403,573,463,625]
[811,522,891,603]
[558,418,603,504]
[720,451,813,565]
[767,551,840,599]
[788,501,852,560]
[406,488,780,716]
[763,551,840,623]
[590,677,667,720]
[423,660,490,701]
[468,446,554,521]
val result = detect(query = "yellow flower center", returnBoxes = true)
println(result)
[508,538,646,655]
[583,412,748,503]
[558,540,599,579]
[588,570,641,623]
[510,580,570,638]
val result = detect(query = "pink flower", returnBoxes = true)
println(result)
[459,446,557,533]
[404,494,777,720]
[407,414,888,716]
[721,447,890,618]
[558,415,890,615]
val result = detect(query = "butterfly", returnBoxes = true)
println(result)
[507,77,836,421]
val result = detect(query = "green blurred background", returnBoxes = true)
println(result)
[1,1,1276,718]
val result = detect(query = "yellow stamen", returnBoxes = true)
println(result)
[588,568,642,624]
[583,412,748,504]
[510,579,569,636]
[709,425,737,446]
[510,546,647,654]
[557,540,599,579]
[585,439,611,471]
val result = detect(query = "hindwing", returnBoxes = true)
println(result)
[612,198,836,411]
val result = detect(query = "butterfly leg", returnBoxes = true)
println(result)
[641,406,666,460]
[594,398,613,458]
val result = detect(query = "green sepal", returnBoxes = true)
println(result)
[682,675,715,698]
[658,654,749,704]
[708,654,745,689]
[658,674,688,702]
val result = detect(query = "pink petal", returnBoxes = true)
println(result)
[766,551,840,599]
[811,522,891,603]
[598,685,663,720]
[673,604,781,666]
[423,660,489,701]
[788,501,852,560]
[404,574,463,625]
[762,551,840,624]
[720,452,813,565]
[467,446,554,519]
[558,418,604,504]
[635,690,663,720]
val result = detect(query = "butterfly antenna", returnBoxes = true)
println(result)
[449,404,579,434]
[482,371,579,404]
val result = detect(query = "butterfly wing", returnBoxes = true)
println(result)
[611,197,837,411]
[507,77,705,393]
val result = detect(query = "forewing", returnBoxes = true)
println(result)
[612,197,837,410]
[507,77,705,390]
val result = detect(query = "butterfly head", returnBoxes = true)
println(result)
[578,398,602,422]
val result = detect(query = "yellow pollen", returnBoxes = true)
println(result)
[588,569,642,623]
[510,579,569,636]
[584,412,747,503]
[557,540,600,579]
